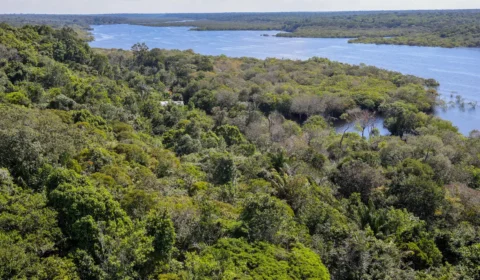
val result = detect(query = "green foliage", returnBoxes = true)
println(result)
[209,152,237,185]
[142,209,176,276]
[189,89,215,113]
[402,237,443,269]
[239,194,298,245]
[185,238,329,279]
[288,245,330,279]
[145,210,176,262]
[333,160,385,201]
[5,91,30,106]
[389,175,444,221]
[0,169,71,279]
[48,180,125,232]
[115,143,149,165]
[303,115,328,130]
[381,101,429,136]
[0,23,479,279]
[214,124,246,146]
[72,109,107,129]
[458,243,480,278]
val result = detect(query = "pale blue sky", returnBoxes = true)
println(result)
[2,0,479,14]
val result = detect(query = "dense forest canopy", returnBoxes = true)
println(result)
[1,10,480,47]
[0,23,480,279]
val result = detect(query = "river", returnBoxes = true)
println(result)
[90,24,480,135]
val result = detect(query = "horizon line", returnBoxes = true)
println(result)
[1,8,480,16]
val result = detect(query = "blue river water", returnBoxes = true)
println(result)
[90,24,480,135]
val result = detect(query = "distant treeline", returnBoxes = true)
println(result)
[2,10,480,47]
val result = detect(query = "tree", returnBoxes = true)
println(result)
[175,134,201,156]
[407,135,443,162]
[209,152,236,185]
[142,210,176,277]
[354,109,377,138]
[0,169,72,279]
[214,124,246,146]
[91,53,111,76]
[333,160,386,202]
[0,106,78,185]
[145,210,175,261]
[389,176,444,221]
[5,91,30,106]
[43,62,69,88]
[338,111,356,148]
[239,194,297,244]
[290,94,325,121]
[185,238,330,280]
[189,89,215,113]
[131,42,149,54]
[380,101,428,136]
[215,90,238,109]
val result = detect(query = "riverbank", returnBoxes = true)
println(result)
[2,10,480,48]
[90,24,480,134]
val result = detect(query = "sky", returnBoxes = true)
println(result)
[1,0,479,14]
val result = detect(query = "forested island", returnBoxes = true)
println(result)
[1,23,480,279]
[1,10,480,48]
